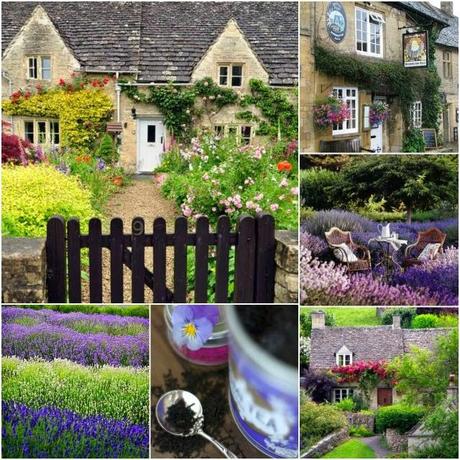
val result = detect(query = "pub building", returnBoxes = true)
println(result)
[300,1,458,153]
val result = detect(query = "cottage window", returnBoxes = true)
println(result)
[240,126,252,145]
[23,119,60,145]
[334,388,354,402]
[218,64,243,87]
[27,56,52,80]
[332,87,358,135]
[443,51,452,79]
[214,125,225,137]
[355,7,384,58]
[410,101,423,128]
[336,345,353,366]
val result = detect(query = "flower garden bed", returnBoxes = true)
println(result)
[300,210,458,306]
[1,305,149,458]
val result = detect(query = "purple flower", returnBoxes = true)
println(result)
[171,305,219,351]
[96,158,106,170]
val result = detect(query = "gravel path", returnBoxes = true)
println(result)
[360,435,392,458]
[81,176,178,303]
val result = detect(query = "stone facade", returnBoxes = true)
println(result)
[385,428,408,453]
[2,238,46,303]
[274,230,298,303]
[301,428,349,458]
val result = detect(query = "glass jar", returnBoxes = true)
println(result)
[164,305,229,367]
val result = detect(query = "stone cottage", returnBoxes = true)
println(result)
[300,1,457,152]
[1,1,297,172]
[309,311,451,409]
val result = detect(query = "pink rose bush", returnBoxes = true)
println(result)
[159,135,298,229]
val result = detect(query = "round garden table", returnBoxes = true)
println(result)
[367,236,408,279]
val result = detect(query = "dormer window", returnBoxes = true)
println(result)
[27,56,52,80]
[218,64,243,87]
[336,345,353,366]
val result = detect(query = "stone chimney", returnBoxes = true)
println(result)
[392,315,401,329]
[447,374,458,408]
[311,311,325,329]
[440,1,453,16]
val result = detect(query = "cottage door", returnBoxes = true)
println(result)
[137,119,165,173]
[377,388,393,406]
[370,96,385,153]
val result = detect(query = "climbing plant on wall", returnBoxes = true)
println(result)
[120,77,297,142]
[2,77,113,153]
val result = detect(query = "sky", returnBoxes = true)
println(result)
[428,0,460,17]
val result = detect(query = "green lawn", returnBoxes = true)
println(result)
[322,439,376,458]
[301,308,382,326]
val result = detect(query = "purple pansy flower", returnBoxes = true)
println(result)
[171,305,220,351]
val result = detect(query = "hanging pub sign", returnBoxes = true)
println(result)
[326,2,347,43]
[403,31,428,68]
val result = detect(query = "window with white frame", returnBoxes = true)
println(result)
[213,124,252,144]
[410,101,423,128]
[336,345,353,366]
[355,7,384,57]
[334,388,354,402]
[24,119,60,145]
[218,64,243,87]
[27,56,52,80]
[332,87,358,135]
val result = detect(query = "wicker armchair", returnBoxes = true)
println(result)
[403,227,446,268]
[325,227,371,272]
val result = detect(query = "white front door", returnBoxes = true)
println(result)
[370,123,383,153]
[137,119,165,173]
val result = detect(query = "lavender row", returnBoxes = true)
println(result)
[2,322,148,367]
[2,307,149,336]
[2,401,149,458]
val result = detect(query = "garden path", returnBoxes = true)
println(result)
[360,435,392,458]
[81,176,178,303]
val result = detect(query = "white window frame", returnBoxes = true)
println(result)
[334,388,354,402]
[336,345,353,366]
[410,101,423,128]
[355,7,384,58]
[213,124,253,144]
[26,55,52,80]
[332,87,359,136]
[23,119,60,145]
[218,64,243,88]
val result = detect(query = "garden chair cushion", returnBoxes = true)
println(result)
[333,243,358,263]
[418,243,441,261]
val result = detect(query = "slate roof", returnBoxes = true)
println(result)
[1,1,298,86]
[437,14,458,48]
[396,2,450,26]
[310,325,452,371]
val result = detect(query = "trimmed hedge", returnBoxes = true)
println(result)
[375,404,425,434]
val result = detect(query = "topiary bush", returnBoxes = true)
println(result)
[300,168,340,210]
[411,314,439,329]
[375,404,425,434]
[96,133,118,163]
[2,164,96,237]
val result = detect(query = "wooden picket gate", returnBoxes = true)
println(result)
[46,214,276,303]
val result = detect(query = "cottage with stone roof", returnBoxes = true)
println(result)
[1,1,298,172]
[309,311,452,409]
[300,1,458,153]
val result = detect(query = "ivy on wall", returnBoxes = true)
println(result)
[2,78,113,153]
[120,77,297,141]
[314,42,442,133]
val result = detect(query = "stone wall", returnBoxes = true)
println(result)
[344,412,375,432]
[2,238,46,303]
[385,428,408,453]
[302,428,349,458]
[274,230,298,303]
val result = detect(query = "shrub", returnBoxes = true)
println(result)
[402,128,425,153]
[381,308,417,329]
[301,370,337,403]
[97,133,118,163]
[411,314,439,329]
[334,397,355,412]
[300,231,328,257]
[375,404,425,434]
[2,132,45,165]
[300,168,339,210]
[435,314,458,328]
[349,424,373,437]
[302,209,375,237]
[21,305,150,318]
[300,399,347,449]
[2,357,149,425]
[2,164,96,237]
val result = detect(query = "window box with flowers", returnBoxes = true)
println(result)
[313,96,351,130]
[369,101,390,127]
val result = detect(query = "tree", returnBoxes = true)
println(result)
[387,329,458,408]
[301,370,336,403]
[334,155,458,223]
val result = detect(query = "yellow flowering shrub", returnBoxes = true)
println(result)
[2,164,96,237]
[2,88,113,152]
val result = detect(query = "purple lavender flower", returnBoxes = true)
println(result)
[96,158,106,170]
[171,305,219,351]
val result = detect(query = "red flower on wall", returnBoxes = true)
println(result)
[331,360,391,383]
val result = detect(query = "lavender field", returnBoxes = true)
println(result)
[300,210,458,306]
[1,305,150,458]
